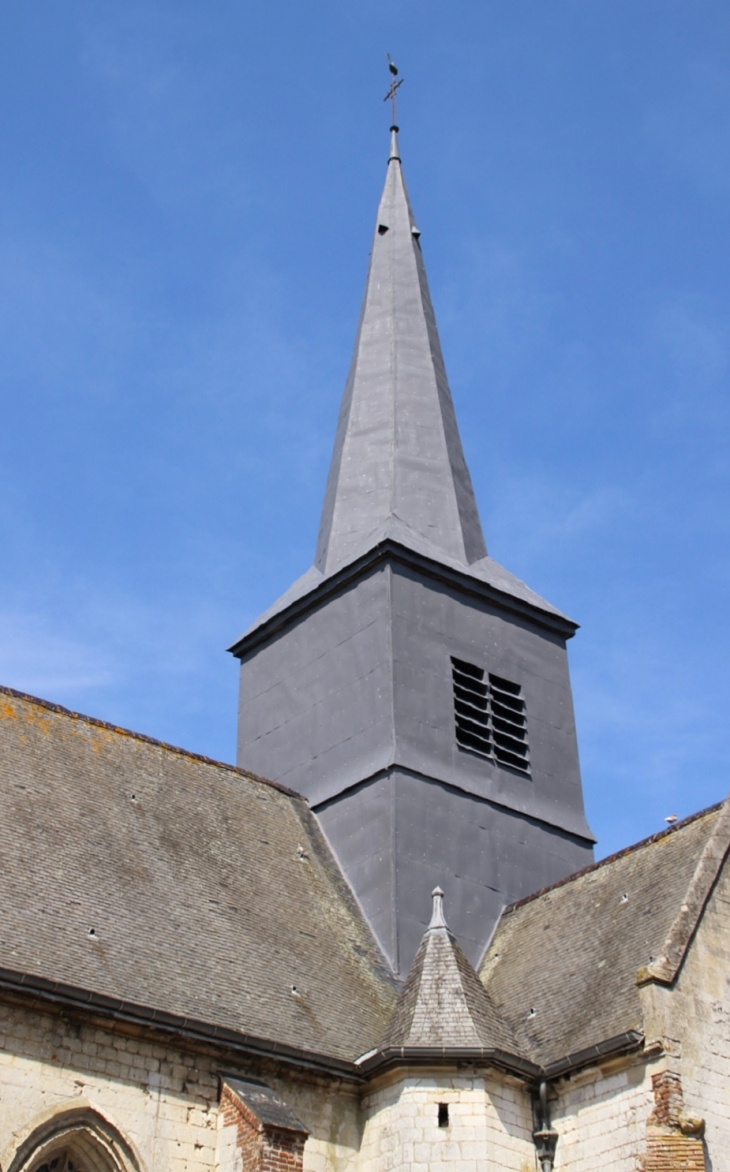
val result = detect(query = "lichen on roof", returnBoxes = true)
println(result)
[480,804,726,1066]
[0,687,398,1065]
[381,889,518,1054]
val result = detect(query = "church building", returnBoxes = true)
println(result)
[0,122,727,1172]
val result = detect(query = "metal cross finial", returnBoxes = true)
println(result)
[384,54,404,128]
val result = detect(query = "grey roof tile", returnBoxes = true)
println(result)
[0,687,397,1064]
[230,134,573,656]
[381,892,518,1052]
[480,804,724,1065]
[315,129,487,577]
[3,682,722,1075]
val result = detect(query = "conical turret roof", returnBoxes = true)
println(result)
[379,889,518,1053]
[315,129,487,575]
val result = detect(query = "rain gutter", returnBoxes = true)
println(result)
[0,967,645,1087]
[357,1030,645,1082]
[0,967,363,1082]
[230,538,578,660]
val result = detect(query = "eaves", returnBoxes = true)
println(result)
[229,538,578,661]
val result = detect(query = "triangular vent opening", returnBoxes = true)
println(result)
[451,658,530,775]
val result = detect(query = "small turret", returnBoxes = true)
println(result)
[378,889,517,1053]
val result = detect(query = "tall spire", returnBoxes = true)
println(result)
[315,129,487,575]
[232,120,593,978]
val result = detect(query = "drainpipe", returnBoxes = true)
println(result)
[532,1080,559,1172]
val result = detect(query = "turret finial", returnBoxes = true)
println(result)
[428,886,448,931]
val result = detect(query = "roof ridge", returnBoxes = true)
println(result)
[378,932,427,1048]
[0,684,302,799]
[449,932,521,1053]
[502,801,724,915]
[230,535,577,658]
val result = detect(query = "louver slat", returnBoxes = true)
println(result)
[451,658,530,775]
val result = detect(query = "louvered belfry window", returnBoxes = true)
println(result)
[451,657,530,774]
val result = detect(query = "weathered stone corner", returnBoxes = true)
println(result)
[644,1072,706,1172]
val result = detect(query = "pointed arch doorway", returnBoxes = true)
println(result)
[9,1107,141,1172]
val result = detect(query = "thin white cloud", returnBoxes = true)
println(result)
[0,612,115,698]
[487,475,631,565]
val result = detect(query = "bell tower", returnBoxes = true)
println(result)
[229,127,594,975]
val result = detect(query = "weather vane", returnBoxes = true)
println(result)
[384,54,404,128]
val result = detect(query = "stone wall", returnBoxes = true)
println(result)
[359,1072,533,1172]
[551,1058,654,1172]
[0,997,669,1172]
[643,858,730,1172]
[0,1000,359,1172]
[3,957,729,1172]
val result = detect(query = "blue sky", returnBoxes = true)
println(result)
[1,1,729,858]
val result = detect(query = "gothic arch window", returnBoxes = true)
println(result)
[9,1108,140,1172]
[31,1151,87,1172]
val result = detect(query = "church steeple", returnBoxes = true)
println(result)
[231,124,594,977]
[316,128,486,575]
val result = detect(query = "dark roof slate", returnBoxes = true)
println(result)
[314,128,487,577]
[480,805,724,1066]
[3,683,726,1076]
[381,900,518,1053]
[222,1078,308,1133]
[231,530,570,652]
[0,687,397,1065]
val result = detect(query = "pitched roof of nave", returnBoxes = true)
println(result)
[1,683,728,1079]
[0,686,397,1069]
[479,797,730,1071]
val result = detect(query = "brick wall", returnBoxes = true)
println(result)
[219,1085,307,1172]
[643,1072,705,1172]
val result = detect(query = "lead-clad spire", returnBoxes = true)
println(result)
[232,122,592,976]
[315,129,487,575]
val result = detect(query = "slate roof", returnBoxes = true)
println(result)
[1,681,726,1079]
[0,687,397,1068]
[380,891,518,1054]
[315,128,487,576]
[222,1078,308,1133]
[480,803,727,1068]
[231,530,571,653]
